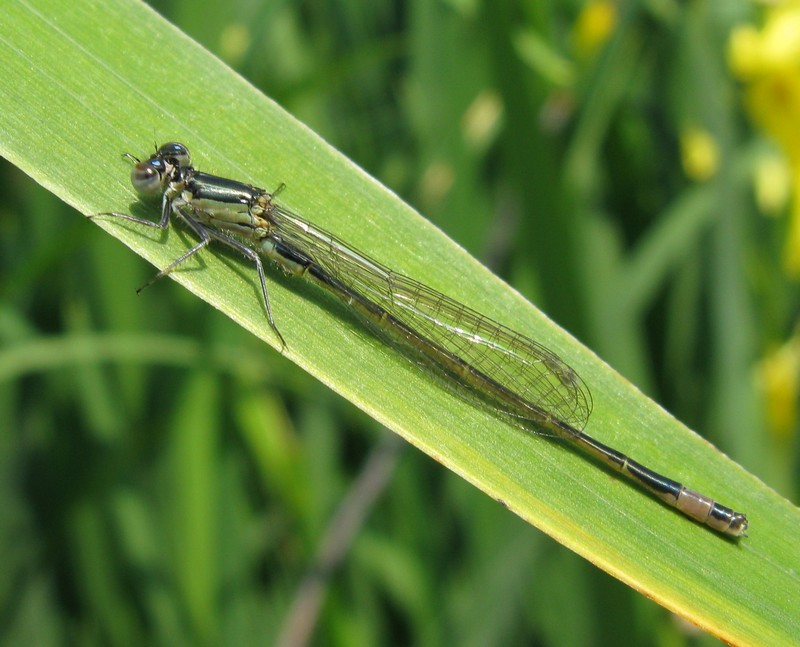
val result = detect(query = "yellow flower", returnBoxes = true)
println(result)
[756,329,800,440]
[572,1,617,60]
[754,152,791,216]
[729,3,800,276]
[680,127,720,181]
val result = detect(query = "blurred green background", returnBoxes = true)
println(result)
[1,0,798,645]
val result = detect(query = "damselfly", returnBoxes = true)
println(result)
[97,142,748,538]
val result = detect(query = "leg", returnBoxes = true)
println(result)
[135,218,213,294]
[93,191,174,229]
[204,227,287,349]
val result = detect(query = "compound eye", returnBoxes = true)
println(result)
[131,158,167,196]
[157,142,191,168]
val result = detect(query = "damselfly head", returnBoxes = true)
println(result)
[130,157,174,197]
[129,143,192,198]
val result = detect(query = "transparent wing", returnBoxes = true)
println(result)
[268,204,593,430]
